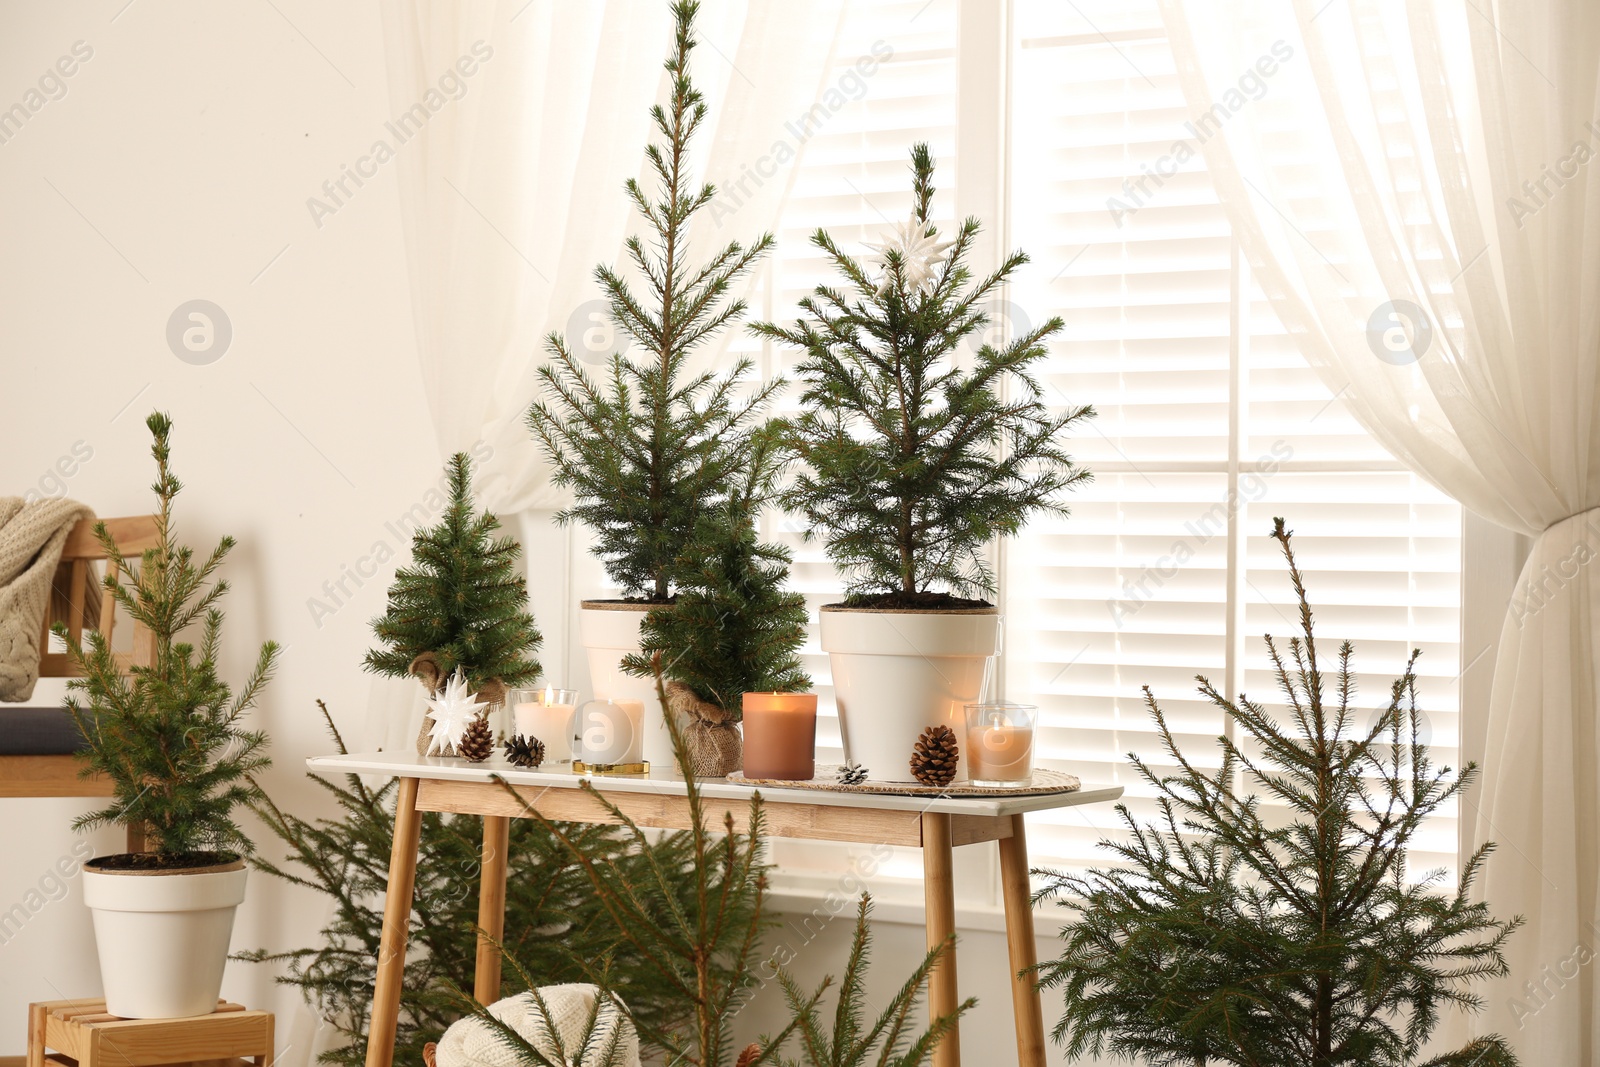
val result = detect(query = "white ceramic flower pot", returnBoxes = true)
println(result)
[81,857,247,1019]
[821,606,1000,783]
[579,601,675,771]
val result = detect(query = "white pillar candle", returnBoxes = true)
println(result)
[512,687,577,762]
[576,698,646,767]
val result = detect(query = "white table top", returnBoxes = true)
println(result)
[307,750,1124,818]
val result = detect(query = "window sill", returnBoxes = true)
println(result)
[762,884,1067,936]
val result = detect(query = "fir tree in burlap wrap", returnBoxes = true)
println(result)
[365,454,541,755]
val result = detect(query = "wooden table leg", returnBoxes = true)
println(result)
[999,812,1046,1067]
[260,1011,276,1067]
[366,776,423,1067]
[921,811,961,1067]
[474,814,511,1004]
[27,1002,45,1067]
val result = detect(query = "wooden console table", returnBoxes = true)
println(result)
[306,752,1121,1067]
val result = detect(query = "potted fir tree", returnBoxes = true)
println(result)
[366,452,543,754]
[61,412,277,1019]
[621,431,810,776]
[527,0,779,769]
[754,144,1092,781]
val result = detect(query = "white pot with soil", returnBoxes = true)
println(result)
[579,600,676,770]
[821,605,1000,783]
[81,854,248,1019]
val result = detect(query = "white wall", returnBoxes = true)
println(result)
[0,0,432,1049]
[0,3,1104,1064]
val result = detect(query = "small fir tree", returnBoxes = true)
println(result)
[242,702,716,1067]
[753,143,1092,606]
[365,452,542,695]
[60,411,277,860]
[1035,519,1521,1067]
[622,432,809,717]
[760,895,973,1067]
[527,0,781,602]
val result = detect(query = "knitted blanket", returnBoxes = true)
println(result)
[0,497,93,701]
[434,984,640,1067]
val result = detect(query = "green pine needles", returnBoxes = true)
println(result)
[623,433,809,716]
[754,143,1091,604]
[365,452,542,692]
[442,960,636,1067]
[1035,519,1521,1067]
[528,0,780,602]
[511,667,774,1067]
[762,895,973,1067]
[60,411,277,859]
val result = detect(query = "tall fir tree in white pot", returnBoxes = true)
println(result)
[527,0,778,768]
[61,412,277,1017]
[754,145,1091,781]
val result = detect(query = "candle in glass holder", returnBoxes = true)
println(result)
[512,687,578,763]
[741,692,818,780]
[964,702,1037,786]
[573,697,646,773]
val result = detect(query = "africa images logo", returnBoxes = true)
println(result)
[1366,299,1432,366]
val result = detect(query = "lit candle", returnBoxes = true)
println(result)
[512,687,577,763]
[741,692,818,780]
[964,702,1038,786]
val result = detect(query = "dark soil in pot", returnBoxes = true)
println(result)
[833,591,994,611]
[86,851,243,873]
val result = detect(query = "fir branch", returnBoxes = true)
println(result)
[758,895,973,1067]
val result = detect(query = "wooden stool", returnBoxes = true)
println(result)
[27,1000,273,1067]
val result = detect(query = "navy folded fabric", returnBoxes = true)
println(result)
[0,706,92,755]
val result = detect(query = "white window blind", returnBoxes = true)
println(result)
[745,0,1461,894]
[1006,0,1462,882]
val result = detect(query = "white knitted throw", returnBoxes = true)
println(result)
[435,984,640,1067]
[0,497,93,702]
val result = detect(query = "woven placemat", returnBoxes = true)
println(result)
[726,764,1080,798]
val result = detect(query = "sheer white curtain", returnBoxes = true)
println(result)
[1158,0,1600,1059]
[379,0,846,513]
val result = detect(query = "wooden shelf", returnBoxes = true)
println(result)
[27,1001,272,1067]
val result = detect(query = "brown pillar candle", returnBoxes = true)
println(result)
[740,692,818,780]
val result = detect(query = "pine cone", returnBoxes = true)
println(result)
[735,1044,762,1067]
[503,734,545,769]
[838,761,868,786]
[910,725,959,787]
[458,713,494,763]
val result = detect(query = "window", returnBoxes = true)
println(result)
[748,0,1462,899]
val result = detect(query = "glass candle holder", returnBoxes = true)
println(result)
[572,697,648,774]
[741,692,818,780]
[964,702,1037,786]
[510,687,578,763]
